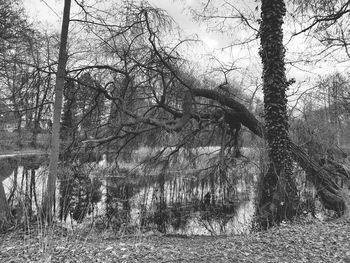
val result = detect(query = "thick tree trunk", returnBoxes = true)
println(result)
[42,0,71,224]
[256,0,299,228]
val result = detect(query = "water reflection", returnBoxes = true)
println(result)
[1,154,48,225]
[2,152,256,235]
[105,167,255,235]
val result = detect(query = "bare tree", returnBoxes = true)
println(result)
[42,0,71,224]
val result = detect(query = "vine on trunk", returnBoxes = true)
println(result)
[257,0,299,228]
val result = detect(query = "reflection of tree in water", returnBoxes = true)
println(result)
[22,157,43,220]
[156,165,246,234]
[59,165,102,222]
[1,155,49,228]
[105,164,251,235]
[153,172,167,233]
[106,175,134,231]
[150,173,244,234]
[0,157,19,226]
[200,194,242,234]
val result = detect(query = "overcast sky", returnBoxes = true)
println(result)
[23,0,252,84]
[23,0,223,49]
[22,0,350,99]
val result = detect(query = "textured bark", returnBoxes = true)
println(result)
[256,0,299,228]
[42,0,71,224]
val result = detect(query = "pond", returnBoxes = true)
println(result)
[2,151,258,235]
[101,167,256,235]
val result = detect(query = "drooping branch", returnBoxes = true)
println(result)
[70,64,348,215]
[191,87,347,215]
[191,88,264,136]
[292,1,350,37]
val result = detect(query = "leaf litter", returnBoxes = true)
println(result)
[1,219,350,263]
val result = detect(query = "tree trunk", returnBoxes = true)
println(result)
[42,0,71,224]
[14,109,22,147]
[256,0,299,228]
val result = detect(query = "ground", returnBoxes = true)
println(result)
[1,219,350,263]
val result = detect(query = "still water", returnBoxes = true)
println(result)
[2,151,258,235]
